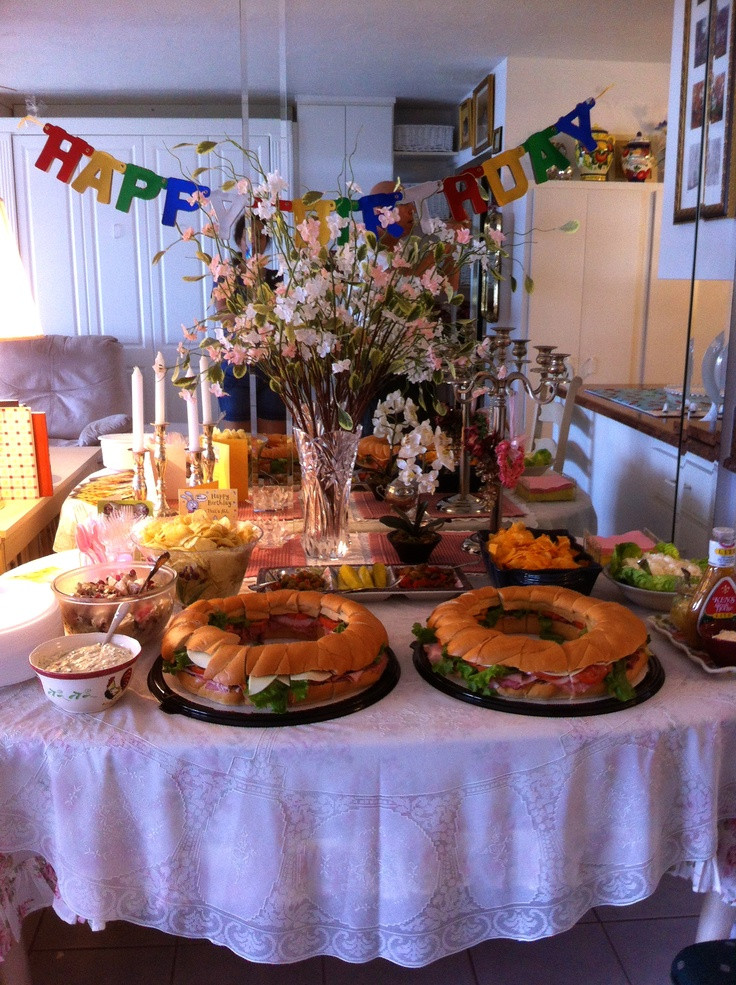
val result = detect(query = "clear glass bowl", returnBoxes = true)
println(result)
[131,519,262,606]
[51,563,177,645]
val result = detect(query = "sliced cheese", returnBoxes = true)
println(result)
[247,674,290,696]
[187,649,211,669]
[290,670,333,682]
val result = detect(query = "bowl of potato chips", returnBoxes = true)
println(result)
[131,511,262,606]
[481,522,602,595]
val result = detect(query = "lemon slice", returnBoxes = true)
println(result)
[358,565,375,589]
[372,563,388,588]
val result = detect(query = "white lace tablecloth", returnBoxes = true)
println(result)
[1,576,736,967]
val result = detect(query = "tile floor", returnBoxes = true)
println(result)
[14,874,722,985]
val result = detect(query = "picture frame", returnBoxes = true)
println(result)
[472,75,494,156]
[458,98,473,151]
[479,206,502,323]
[674,0,736,222]
[492,126,503,154]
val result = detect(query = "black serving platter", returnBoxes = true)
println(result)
[147,648,400,727]
[411,642,664,718]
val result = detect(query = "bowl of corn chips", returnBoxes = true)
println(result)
[481,522,602,595]
[132,511,262,606]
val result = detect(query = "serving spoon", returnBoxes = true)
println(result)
[103,601,132,643]
[139,551,171,593]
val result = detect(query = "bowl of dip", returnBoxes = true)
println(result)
[29,632,141,713]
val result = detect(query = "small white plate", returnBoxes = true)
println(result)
[603,568,675,611]
[648,614,736,675]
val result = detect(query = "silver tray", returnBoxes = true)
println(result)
[253,564,472,601]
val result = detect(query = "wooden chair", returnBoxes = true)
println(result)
[527,375,583,474]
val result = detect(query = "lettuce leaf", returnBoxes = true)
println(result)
[655,541,680,559]
[604,658,636,702]
[248,678,309,714]
[162,647,192,674]
[609,542,644,578]
[412,622,437,644]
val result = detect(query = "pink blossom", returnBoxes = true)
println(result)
[369,264,390,287]
[487,227,506,245]
[281,342,297,358]
[181,227,195,241]
[181,324,199,342]
[454,227,471,244]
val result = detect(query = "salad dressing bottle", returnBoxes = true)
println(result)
[679,527,736,648]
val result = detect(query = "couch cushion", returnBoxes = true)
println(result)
[0,335,129,442]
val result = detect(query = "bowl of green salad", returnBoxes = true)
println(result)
[604,541,707,611]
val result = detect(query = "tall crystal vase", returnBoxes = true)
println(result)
[293,427,361,560]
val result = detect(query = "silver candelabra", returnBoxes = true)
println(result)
[438,328,569,533]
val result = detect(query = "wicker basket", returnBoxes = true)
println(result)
[394,124,455,153]
[480,528,602,595]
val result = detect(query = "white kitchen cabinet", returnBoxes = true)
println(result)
[295,97,394,197]
[568,403,716,554]
[523,182,658,385]
[3,117,293,422]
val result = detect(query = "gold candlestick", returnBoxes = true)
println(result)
[132,450,147,502]
[186,448,204,486]
[151,423,176,517]
[201,423,217,483]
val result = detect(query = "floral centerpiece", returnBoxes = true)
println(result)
[356,390,455,501]
[166,141,513,558]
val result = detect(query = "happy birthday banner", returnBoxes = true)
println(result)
[29,98,598,235]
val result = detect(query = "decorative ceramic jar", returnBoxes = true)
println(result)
[621,132,653,182]
[575,124,615,181]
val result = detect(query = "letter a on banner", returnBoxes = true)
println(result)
[523,126,573,184]
[71,151,126,205]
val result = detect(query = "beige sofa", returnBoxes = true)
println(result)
[0,335,131,445]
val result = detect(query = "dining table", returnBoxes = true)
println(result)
[1,547,736,974]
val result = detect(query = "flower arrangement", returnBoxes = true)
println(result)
[357,390,455,496]
[164,140,514,437]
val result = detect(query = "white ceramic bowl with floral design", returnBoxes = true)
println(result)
[29,632,141,714]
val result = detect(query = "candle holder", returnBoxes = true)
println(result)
[131,450,148,502]
[436,364,485,516]
[201,423,217,483]
[446,330,569,534]
[186,449,204,487]
[150,423,176,518]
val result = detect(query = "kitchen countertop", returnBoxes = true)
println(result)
[575,384,721,462]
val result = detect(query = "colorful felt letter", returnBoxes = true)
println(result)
[34,124,94,183]
[115,164,167,213]
[441,167,486,222]
[481,148,529,207]
[71,151,126,204]
[161,178,211,227]
[555,99,597,153]
[400,180,443,233]
[522,126,572,184]
[358,192,403,237]
[335,197,361,244]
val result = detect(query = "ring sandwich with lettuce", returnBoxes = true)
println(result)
[414,585,650,701]
[161,589,389,713]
